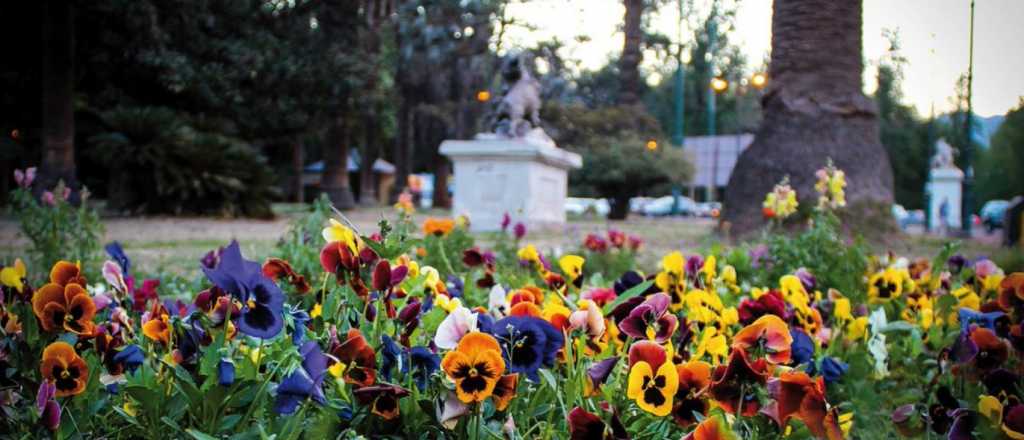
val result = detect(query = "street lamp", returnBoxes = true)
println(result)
[750,72,767,89]
[646,139,659,151]
[710,77,729,92]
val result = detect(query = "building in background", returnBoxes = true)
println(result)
[685,134,754,202]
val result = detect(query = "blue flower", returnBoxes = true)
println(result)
[290,308,311,346]
[490,316,564,382]
[218,359,236,387]
[274,341,328,415]
[819,357,849,383]
[447,275,464,298]
[105,241,131,275]
[959,308,1004,332]
[790,328,815,366]
[203,241,285,339]
[379,335,402,382]
[404,346,440,391]
[112,344,145,373]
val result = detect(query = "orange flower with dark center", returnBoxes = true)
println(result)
[441,332,505,403]
[998,273,1024,311]
[142,302,171,345]
[673,360,712,427]
[766,370,843,440]
[49,260,87,287]
[40,341,89,397]
[627,341,678,416]
[491,373,519,411]
[510,286,545,306]
[423,218,455,237]
[333,328,377,387]
[731,314,793,364]
[509,302,542,318]
[352,384,410,420]
[31,282,96,335]
[707,349,770,416]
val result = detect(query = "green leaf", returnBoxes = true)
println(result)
[186,429,220,440]
[602,280,653,315]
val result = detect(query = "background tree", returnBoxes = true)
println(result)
[618,0,645,106]
[724,0,894,235]
[39,0,77,195]
[976,100,1024,202]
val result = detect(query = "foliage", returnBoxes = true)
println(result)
[544,103,693,218]
[976,99,1024,202]
[875,63,932,210]
[88,106,278,218]
[6,183,103,283]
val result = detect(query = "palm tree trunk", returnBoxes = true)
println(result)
[722,0,893,235]
[322,120,356,210]
[618,0,644,106]
[39,0,76,192]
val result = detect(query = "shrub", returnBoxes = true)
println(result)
[89,106,278,218]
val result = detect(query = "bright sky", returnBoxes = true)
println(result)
[502,0,1024,117]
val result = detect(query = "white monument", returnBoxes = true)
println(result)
[440,53,582,231]
[926,139,963,230]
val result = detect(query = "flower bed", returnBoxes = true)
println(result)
[1,168,1022,439]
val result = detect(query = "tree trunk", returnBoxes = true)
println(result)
[359,112,378,205]
[39,0,76,193]
[722,0,893,235]
[608,193,631,220]
[617,0,644,106]
[292,142,304,203]
[322,120,356,210]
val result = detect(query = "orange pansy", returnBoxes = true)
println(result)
[31,282,96,335]
[673,360,712,427]
[334,328,378,387]
[682,414,738,440]
[731,314,793,364]
[40,341,89,397]
[767,370,843,440]
[50,260,87,287]
[492,373,519,411]
[423,218,455,237]
[441,332,505,404]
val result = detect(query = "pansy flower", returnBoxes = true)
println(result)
[49,260,87,287]
[404,346,440,391]
[766,370,843,440]
[586,357,619,396]
[262,258,311,293]
[333,328,377,387]
[681,414,738,440]
[959,307,1004,332]
[1,258,27,294]
[617,293,678,343]
[36,381,61,431]
[274,341,328,414]
[868,267,907,303]
[31,280,96,335]
[490,315,563,382]
[707,349,769,416]
[353,384,410,420]
[104,241,131,275]
[655,252,687,308]
[40,342,89,397]
[559,254,585,289]
[672,360,711,427]
[203,241,285,339]
[970,327,1008,371]
[998,273,1024,312]
[731,314,793,365]
[789,328,815,366]
[423,217,455,236]
[626,341,679,416]
[567,406,629,440]
[435,306,479,350]
[491,373,519,411]
[142,302,171,345]
[737,289,786,325]
[441,332,506,403]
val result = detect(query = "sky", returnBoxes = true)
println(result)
[502,0,1024,118]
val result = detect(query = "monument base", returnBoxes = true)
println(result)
[926,167,964,230]
[440,135,582,232]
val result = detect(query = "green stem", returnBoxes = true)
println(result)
[437,238,457,276]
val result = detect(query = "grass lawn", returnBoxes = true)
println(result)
[2,202,1017,279]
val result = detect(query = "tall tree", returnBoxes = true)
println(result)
[723,0,893,234]
[39,0,76,192]
[618,0,645,106]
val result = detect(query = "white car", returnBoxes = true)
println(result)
[565,198,610,216]
[641,195,696,216]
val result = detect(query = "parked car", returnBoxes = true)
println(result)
[641,195,697,216]
[980,200,1009,232]
[565,198,610,216]
[694,202,722,218]
[892,204,925,229]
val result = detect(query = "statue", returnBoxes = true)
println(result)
[931,138,956,169]
[488,53,543,139]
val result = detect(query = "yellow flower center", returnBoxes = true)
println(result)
[247,298,257,309]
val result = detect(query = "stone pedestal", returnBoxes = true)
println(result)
[440,134,582,232]
[926,167,964,230]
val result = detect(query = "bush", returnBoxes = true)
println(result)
[6,181,103,283]
[89,106,278,218]
[543,104,692,219]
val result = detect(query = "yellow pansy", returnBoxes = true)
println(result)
[839,411,854,437]
[558,255,585,284]
[983,273,1006,293]
[702,255,717,286]
[328,362,347,379]
[310,303,323,319]
[693,327,728,365]
[846,317,869,342]
[661,251,685,275]
[834,297,853,322]
[0,258,26,293]
[517,245,540,264]
[322,218,359,253]
[436,294,462,313]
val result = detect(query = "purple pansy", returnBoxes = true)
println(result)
[617,293,678,343]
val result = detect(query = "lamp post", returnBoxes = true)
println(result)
[961,0,976,235]
[670,0,686,215]
[708,77,728,202]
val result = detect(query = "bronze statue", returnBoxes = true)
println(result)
[489,53,542,138]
